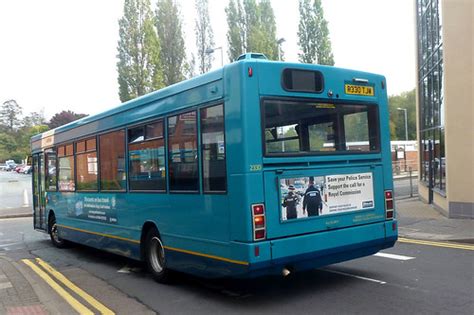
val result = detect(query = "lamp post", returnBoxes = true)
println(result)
[205,46,223,67]
[277,38,285,61]
[397,108,408,141]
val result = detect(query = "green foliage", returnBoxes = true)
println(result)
[48,110,87,129]
[388,89,416,140]
[226,0,279,61]
[0,100,22,132]
[297,0,334,65]
[156,0,186,86]
[117,0,163,102]
[195,0,215,74]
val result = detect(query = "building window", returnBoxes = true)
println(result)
[99,130,126,191]
[76,138,98,191]
[128,121,166,191]
[201,105,226,193]
[416,0,446,192]
[168,111,198,191]
[58,144,75,192]
[45,150,57,191]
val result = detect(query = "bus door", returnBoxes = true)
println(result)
[33,153,47,231]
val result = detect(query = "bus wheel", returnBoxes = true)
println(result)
[49,215,68,248]
[145,229,171,283]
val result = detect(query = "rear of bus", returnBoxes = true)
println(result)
[229,58,397,277]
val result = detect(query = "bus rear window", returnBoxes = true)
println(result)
[263,99,379,156]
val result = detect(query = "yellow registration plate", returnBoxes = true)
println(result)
[344,84,374,96]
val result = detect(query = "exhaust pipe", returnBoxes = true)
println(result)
[282,267,291,277]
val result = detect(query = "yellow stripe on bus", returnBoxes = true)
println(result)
[22,259,94,315]
[57,224,140,244]
[398,237,474,251]
[57,224,248,266]
[164,246,249,266]
[35,258,115,315]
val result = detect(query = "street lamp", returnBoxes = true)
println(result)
[277,38,285,61]
[205,46,223,67]
[397,108,408,141]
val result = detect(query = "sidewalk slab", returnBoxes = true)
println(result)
[396,197,474,243]
[0,255,46,314]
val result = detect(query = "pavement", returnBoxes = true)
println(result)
[396,197,474,243]
[0,253,73,315]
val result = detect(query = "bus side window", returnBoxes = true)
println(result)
[128,121,166,191]
[45,150,57,191]
[168,111,199,192]
[99,130,126,191]
[58,144,75,192]
[200,104,226,193]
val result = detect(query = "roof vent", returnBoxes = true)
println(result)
[236,52,268,61]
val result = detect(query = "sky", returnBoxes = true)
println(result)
[0,0,416,120]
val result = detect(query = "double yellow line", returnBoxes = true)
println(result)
[22,258,114,315]
[398,237,474,251]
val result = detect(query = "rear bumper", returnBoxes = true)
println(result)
[165,220,397,279]
[240,220,397,278]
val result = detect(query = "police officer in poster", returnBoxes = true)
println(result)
[303,176,322,217]
[282,185,299,220]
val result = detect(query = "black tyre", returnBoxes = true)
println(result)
[49,215,68,248]
[145,228,171,283]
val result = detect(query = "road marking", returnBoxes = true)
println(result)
[373,252,415,261]
[0,242,21,248]
[117,264,141,274]
[322,268,386,285]
[0,282,13,289]
[35,258,115,315]
[22,259,94,315]
[399,237,474,251]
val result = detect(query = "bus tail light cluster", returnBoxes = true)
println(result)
[385,190,394,219]
[252,204,266,241]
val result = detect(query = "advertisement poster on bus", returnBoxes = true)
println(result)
[280,172,374,221]
[66,195,118,224]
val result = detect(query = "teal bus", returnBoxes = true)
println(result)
[31,53,397,282]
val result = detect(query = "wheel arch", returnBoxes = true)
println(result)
[140,221,159,260]
[47,209,56,233]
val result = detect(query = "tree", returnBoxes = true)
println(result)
[389,89,416,140]
[48,110,88,129]
[22,110,46,128]
[0,100,22,132]
[156,0,186,86]
[226,0,246,61]
[226,0,279,61]
[195,0,215,74]
[117,0,163,102]
[297,0,334,65]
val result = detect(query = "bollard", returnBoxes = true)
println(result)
[23,188,29,207]
[409,167,413,197]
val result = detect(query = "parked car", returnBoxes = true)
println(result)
[15,164,25,173]
[22,165,32,174]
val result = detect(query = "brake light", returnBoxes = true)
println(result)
[252,204,266,241]
[385,190,394,220]
[253,204,264,215]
